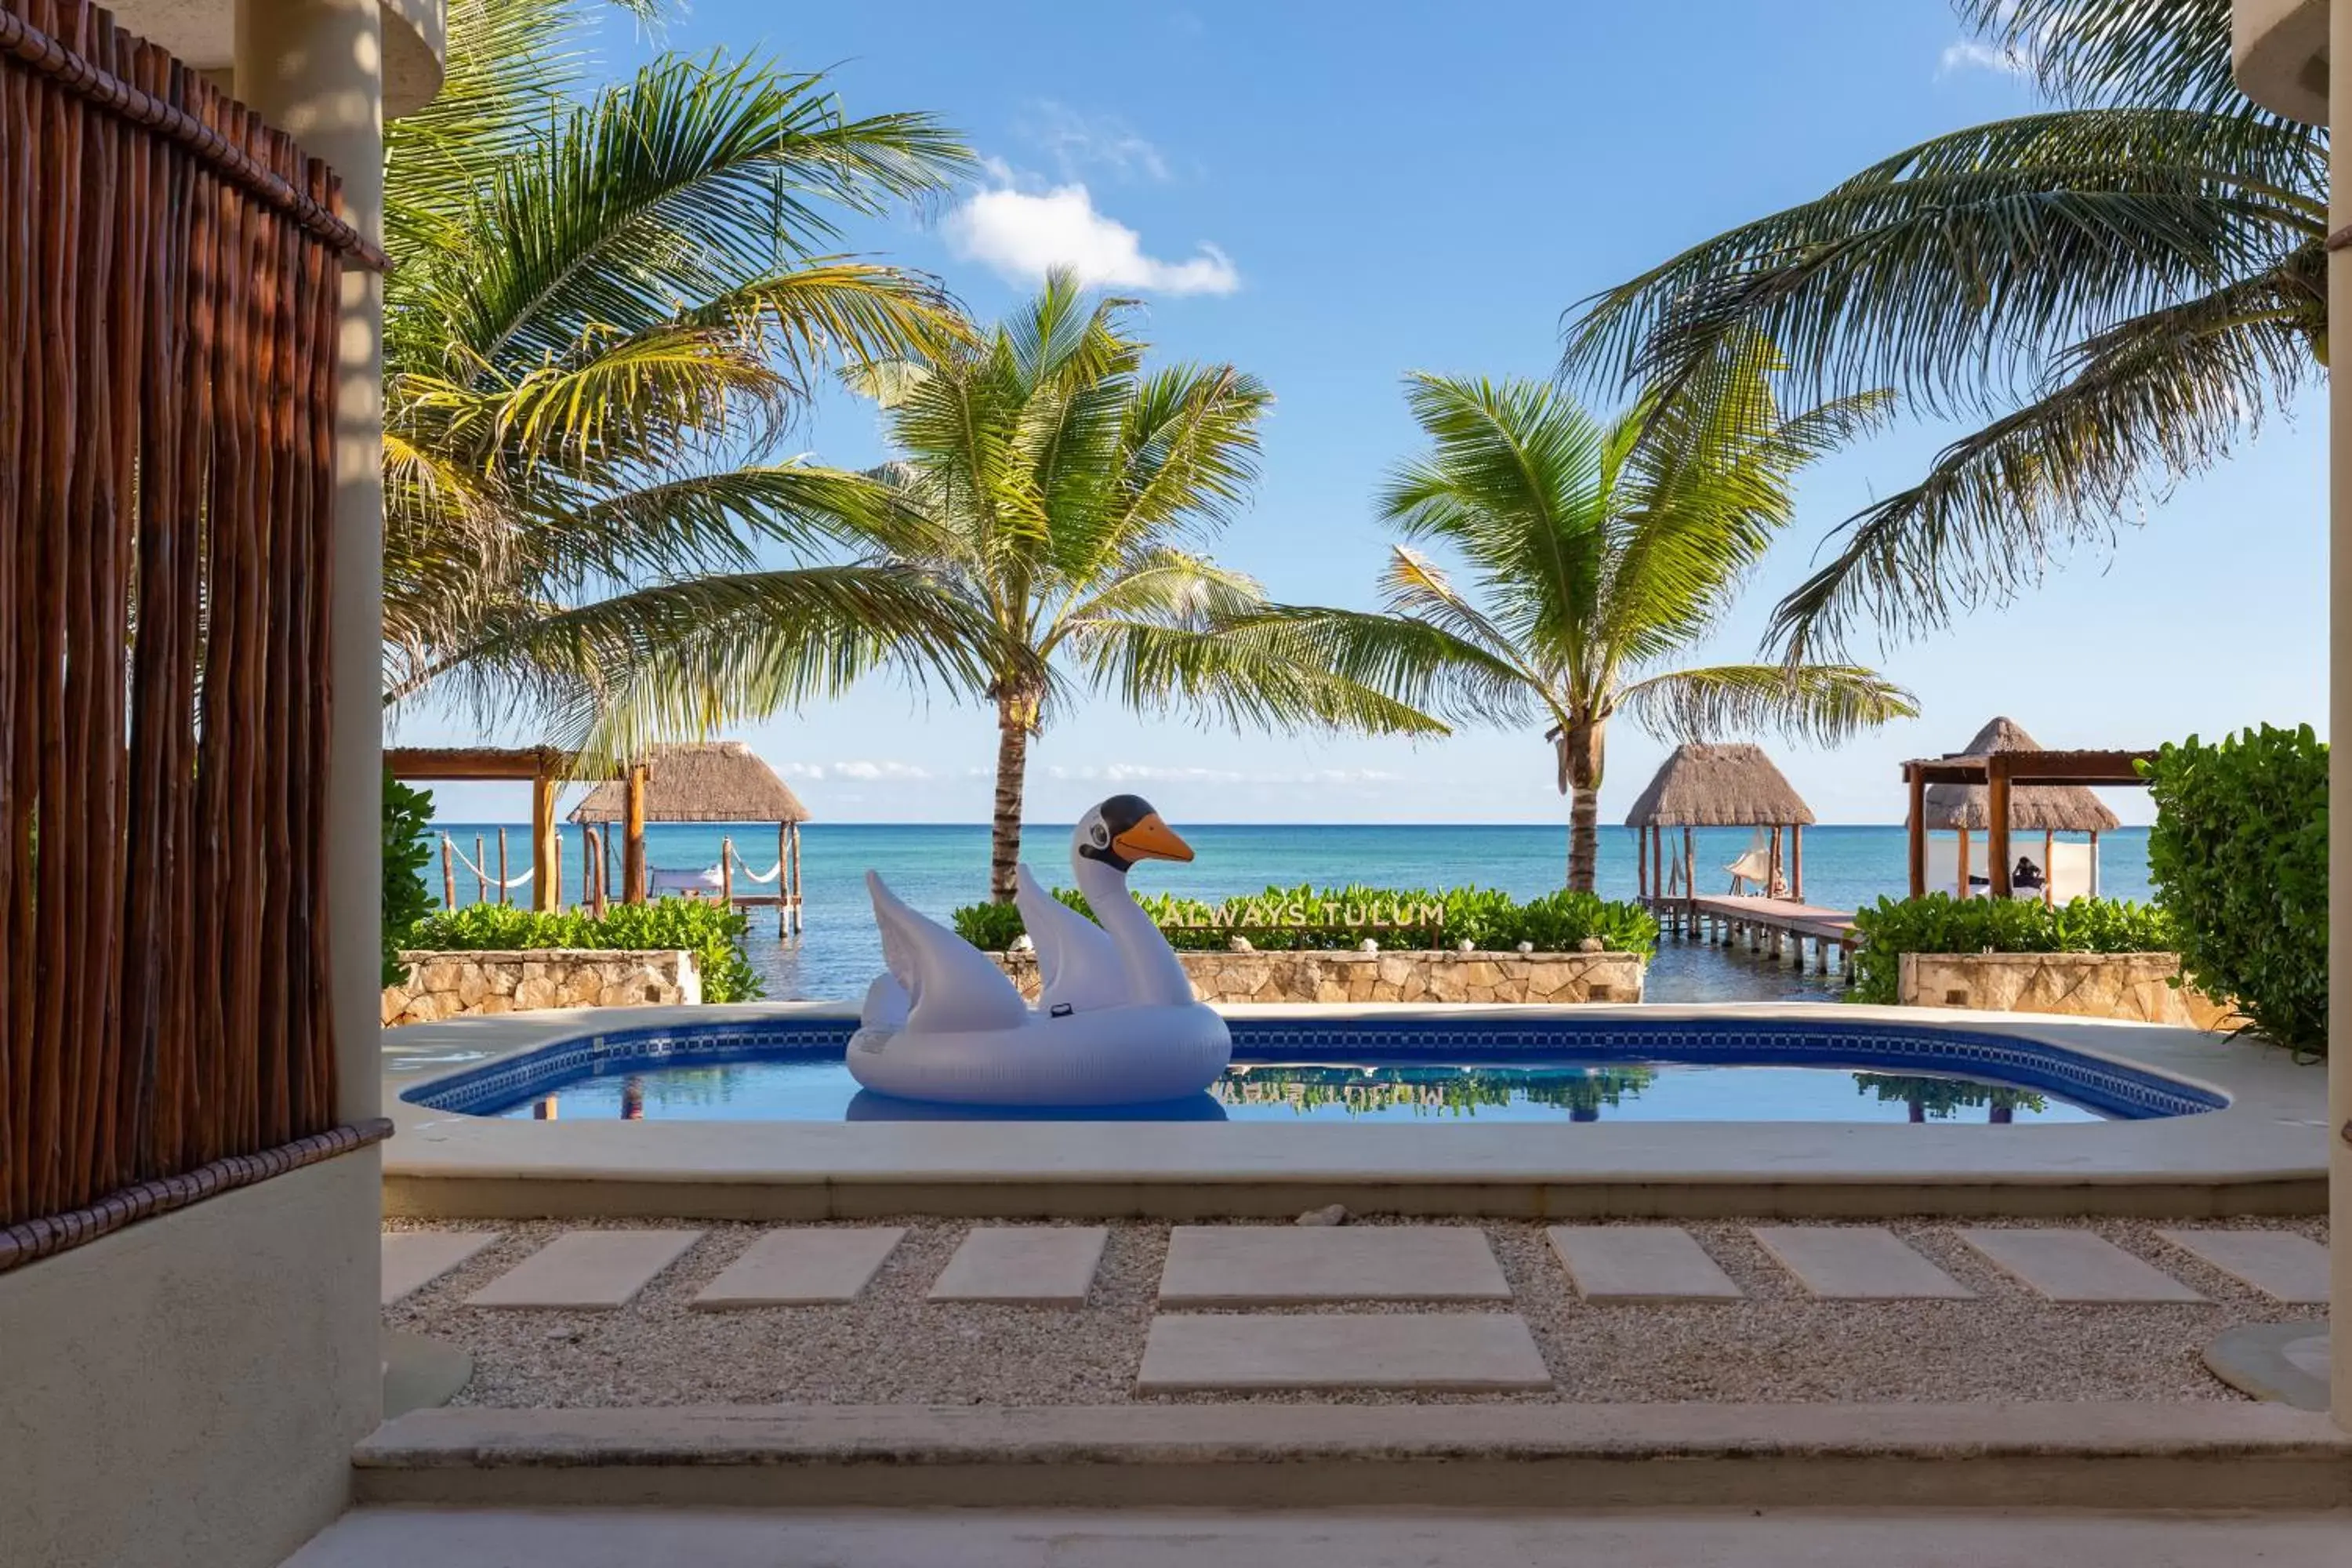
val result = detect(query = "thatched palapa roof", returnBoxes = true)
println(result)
[1624,743,1816,829]
[568,741,811,825]
[1919,717,2120,833]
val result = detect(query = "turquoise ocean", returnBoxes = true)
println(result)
[423,822,2157,1005]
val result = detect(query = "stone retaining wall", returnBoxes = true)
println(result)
[383,949,702,1026]
[993,949,1646,1005]
[1898,951,2236,1030]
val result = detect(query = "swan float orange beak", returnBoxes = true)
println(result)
[1112,811,1193,864]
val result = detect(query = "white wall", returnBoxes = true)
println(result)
[0,1153,381,1568]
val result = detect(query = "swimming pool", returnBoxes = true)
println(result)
[403,1014,2225,1124]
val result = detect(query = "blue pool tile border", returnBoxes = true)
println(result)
[402,1015,2224,1122]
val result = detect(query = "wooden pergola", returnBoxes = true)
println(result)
[383,746,624,913]
[1902,748,2154,901]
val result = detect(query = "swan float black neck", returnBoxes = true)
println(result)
[1076,793,1194,873]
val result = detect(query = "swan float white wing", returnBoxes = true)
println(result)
[1015,862,1128,1015]
[864,871,1031,1035]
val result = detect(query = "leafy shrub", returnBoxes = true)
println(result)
[405,897,764,1003]
[1846,893,2177,1006]
[2142,724,2327,1052]
[382,771,437,985]
[950,883,1658,956]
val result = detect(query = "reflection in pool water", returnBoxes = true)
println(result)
[500,1058,2095,1125]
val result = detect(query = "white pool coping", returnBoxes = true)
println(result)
[378,1003,2331,1220]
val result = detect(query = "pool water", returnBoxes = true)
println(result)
[495,1054,2100,1124]
[414,1016,2220,1125]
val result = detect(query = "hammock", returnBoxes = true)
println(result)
[1723,829,1778,897]
[647,864,723,896]
[726,844,784,884]
[443,835,535,891]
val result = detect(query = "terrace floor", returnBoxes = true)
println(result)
[281,1506,2352,1568]
[383,1214,2328,1408]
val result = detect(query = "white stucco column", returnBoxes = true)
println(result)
[230,0,384,1130]
[2331,0,2352,1434]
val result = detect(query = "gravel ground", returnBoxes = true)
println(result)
[383,1214,2330,1408]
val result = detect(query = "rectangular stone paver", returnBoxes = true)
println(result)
[382,1231,503,1306]
[1958,1229,2205,1304]
[466,1231,702,1310]
[2158,1229,2330,1305]
[1548,1226,1742,1302]
[1137,1313,1552,1392]
[1159,1226,1511,1306]
[692,1229,906,1310]
[929,1226,1108,1307]
[1749,1227,1973,1301]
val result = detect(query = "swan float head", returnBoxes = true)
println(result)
[1075,794,1193,870]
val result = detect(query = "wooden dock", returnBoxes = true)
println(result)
[1646,894,1859,981]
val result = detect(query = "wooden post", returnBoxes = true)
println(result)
[1637,823,1650,899]
[530,771,560,912]
[1682,827,1694,905]
[1987,757,2013,899]
[1791,823,1804,903]
[441,834,456,909]
[474,834,487,905]
[623,764,648,905]
[1768,826,1782,898]
[1906,765,1926,898]
[2043,829,2056,908]
[2089,829,2101,897]
[1957,826,1970,899]
[787,821,803,937]
[497,827,510,906]
[721,836,735,907]
[603,822,616,902]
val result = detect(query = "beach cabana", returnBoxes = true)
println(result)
[569,741,810,931]
[1902,717,2132,903]
[1624,743,1817,902]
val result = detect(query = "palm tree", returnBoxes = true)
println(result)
[1263,346,1916,890]
[381,0,988,749]
[1560,0,2323,662]
[848,274,1448,901]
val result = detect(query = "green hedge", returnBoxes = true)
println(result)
[1846,893,2177,1006]
[2142,724,2326,1052]
[951,883,1658,956]
[404,898,765,1003]
[382,773,437,985]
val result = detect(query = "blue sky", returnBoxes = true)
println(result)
[408,0,2328,826]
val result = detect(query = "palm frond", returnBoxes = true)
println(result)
[446,52,967,374]
[1561,108,2323,416]
[1957,0,2259,119]
[1764,274,2314,659]
[412,564,990,763]
[1613,664,1918,746]
[1063,617,1452,740]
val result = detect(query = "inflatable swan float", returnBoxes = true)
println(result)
[848,795,1232,1105]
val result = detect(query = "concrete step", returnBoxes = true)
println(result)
[285,1505,2352,1568]
[349,1403,2352,1512]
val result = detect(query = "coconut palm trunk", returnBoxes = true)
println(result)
[1561,717,1606,892]
[989,687,1040,904]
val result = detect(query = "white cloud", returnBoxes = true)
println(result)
[1939,38,2033,77]
[1020,101,1171,183]
[945,183,1240,296]
[775,760,933,782]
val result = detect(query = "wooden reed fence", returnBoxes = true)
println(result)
[0,0,383,1236]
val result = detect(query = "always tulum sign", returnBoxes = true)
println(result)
[1157,898,1446,932]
